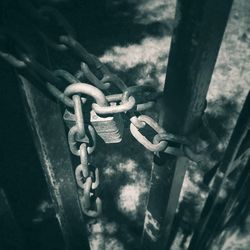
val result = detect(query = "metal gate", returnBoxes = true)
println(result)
[0,0,249,250]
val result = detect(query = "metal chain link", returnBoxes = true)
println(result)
[130,115,168,152]
[68,94,102,217]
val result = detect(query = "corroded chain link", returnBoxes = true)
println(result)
[67,93,102,217]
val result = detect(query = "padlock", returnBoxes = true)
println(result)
[63,108,124,144]
[90,109,124,144]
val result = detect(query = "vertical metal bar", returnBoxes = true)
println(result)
[17,75,90,250]
[204,158,250,249]
[188,92,250,250]
[141,0,233,249]
[0,189,25,250]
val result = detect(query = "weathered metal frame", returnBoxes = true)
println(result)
[141,0,233,249]
[17,74,90,250]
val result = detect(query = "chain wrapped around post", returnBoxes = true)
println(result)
[0,1,219,218]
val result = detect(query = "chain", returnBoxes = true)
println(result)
[68,93,102,217]
[0,2,218,217]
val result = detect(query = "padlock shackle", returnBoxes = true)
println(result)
[64,82,108,106]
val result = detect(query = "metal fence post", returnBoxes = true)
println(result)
[141,0,233,249]
[17,74,90,250]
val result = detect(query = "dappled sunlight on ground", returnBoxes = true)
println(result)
[100,36,171,90]
[103,158,148,220]
[207,0,250,143]
[133,0,176,25]
[88,218,125,250]
[118,183,146,219]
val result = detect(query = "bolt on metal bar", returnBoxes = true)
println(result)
[188,91,250,250]
[140,0,233,249]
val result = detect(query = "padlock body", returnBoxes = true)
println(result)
[63,107,124,144]
[90,110,124,143]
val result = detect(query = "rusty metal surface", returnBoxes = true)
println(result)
[141,0,233,249]
[17,75,90,250]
